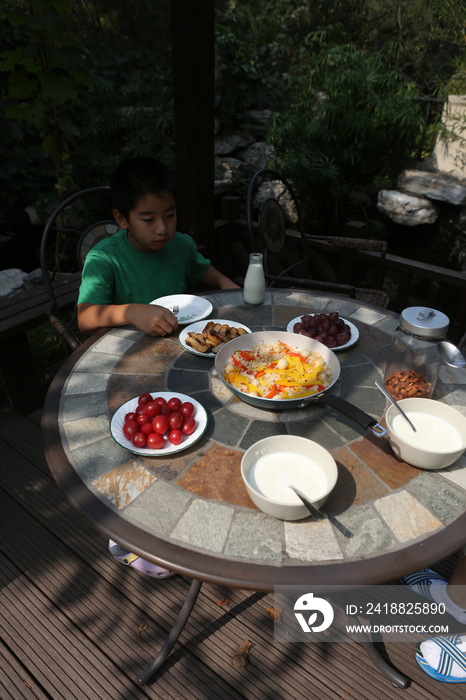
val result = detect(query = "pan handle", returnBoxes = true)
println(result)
[319,396,387,437]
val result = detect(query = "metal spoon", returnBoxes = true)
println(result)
[438,341,466,369]
[290,486,353,538]
[289,486,325,520]
[375,379,417,432]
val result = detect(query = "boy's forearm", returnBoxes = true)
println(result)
[78,302,178,337]
[78,303,132,333]
[201,265,240,289]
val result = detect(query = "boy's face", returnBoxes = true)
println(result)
[113,192,177,254]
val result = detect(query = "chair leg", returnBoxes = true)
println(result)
[138,578,202,685]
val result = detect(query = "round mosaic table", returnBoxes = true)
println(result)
[42,288,466,591]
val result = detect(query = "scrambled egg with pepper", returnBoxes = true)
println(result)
[222,340,332,399]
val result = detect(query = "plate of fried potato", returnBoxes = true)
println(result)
[179,320,252,357]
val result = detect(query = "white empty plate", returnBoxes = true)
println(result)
[150,294,213,325]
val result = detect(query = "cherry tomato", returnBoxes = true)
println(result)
[132,431,147,448]
[181,416,196,435]
[159,404,171,417]
[154,397,167,406]
[180,402,194,418]
[145,401,162,418]
[147,432,165,450]
[152,414,169,435]
[168,429,183,445]
[124,412,137,422]
[140,422,155,436]
[136,412,151,426]
[138,393,153,406]
[167,397,181,412]
[123,420,139,439]
[168,411,183,430]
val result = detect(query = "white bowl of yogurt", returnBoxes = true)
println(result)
[385,398,466,470]
[241,435,338,521]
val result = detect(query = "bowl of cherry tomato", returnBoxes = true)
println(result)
[110,391,208,455]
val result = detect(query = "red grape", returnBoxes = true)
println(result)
[336,332,348,346]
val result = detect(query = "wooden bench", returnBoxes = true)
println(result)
[0,272,81,414]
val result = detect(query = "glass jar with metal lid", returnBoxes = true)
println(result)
[384,307,449,400]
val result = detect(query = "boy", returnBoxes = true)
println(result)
[77,156,239,577]
[77,156,238,336]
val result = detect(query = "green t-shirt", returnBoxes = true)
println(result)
[78,229,211,305]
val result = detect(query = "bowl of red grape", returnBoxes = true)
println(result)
[286,312,359,351]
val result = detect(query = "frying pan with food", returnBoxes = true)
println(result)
[214,331,386,437]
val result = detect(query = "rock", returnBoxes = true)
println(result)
[432,95,466,180]
[214,134,255,156]
[254,180,298,224]
[235,142,275,171]
[25,205,41,225]
[23,268,46,289]
[0,268,28,299]
[414,156,438,173]
[398,169,466,206]
[221,157,250,177]
[214,175,233,197]
[246,109,274,124]
[377,190,439,226]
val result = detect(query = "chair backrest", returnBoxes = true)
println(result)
[245,169,390,307]
[39,186,114,349]
[246,169,312,286]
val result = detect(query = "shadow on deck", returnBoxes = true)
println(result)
[0,404,462,700]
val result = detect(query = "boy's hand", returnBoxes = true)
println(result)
[127,304,178,337]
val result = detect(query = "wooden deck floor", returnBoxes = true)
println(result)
[0,404,464,700]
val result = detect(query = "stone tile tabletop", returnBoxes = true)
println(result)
[57,289,466,572]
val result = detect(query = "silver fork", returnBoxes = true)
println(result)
[171,305,179,315]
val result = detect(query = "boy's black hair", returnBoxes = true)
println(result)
[111,156,177,219]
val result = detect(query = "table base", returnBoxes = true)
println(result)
[347,612,410,689]
[137,579,410,689]
[138,578,203,686]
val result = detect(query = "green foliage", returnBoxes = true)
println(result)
[267,42,426,231]
[0,0,93,199]
[0,0,175,221]
[363,0,464,90]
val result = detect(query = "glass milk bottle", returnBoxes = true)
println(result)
[243,252,265,305]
